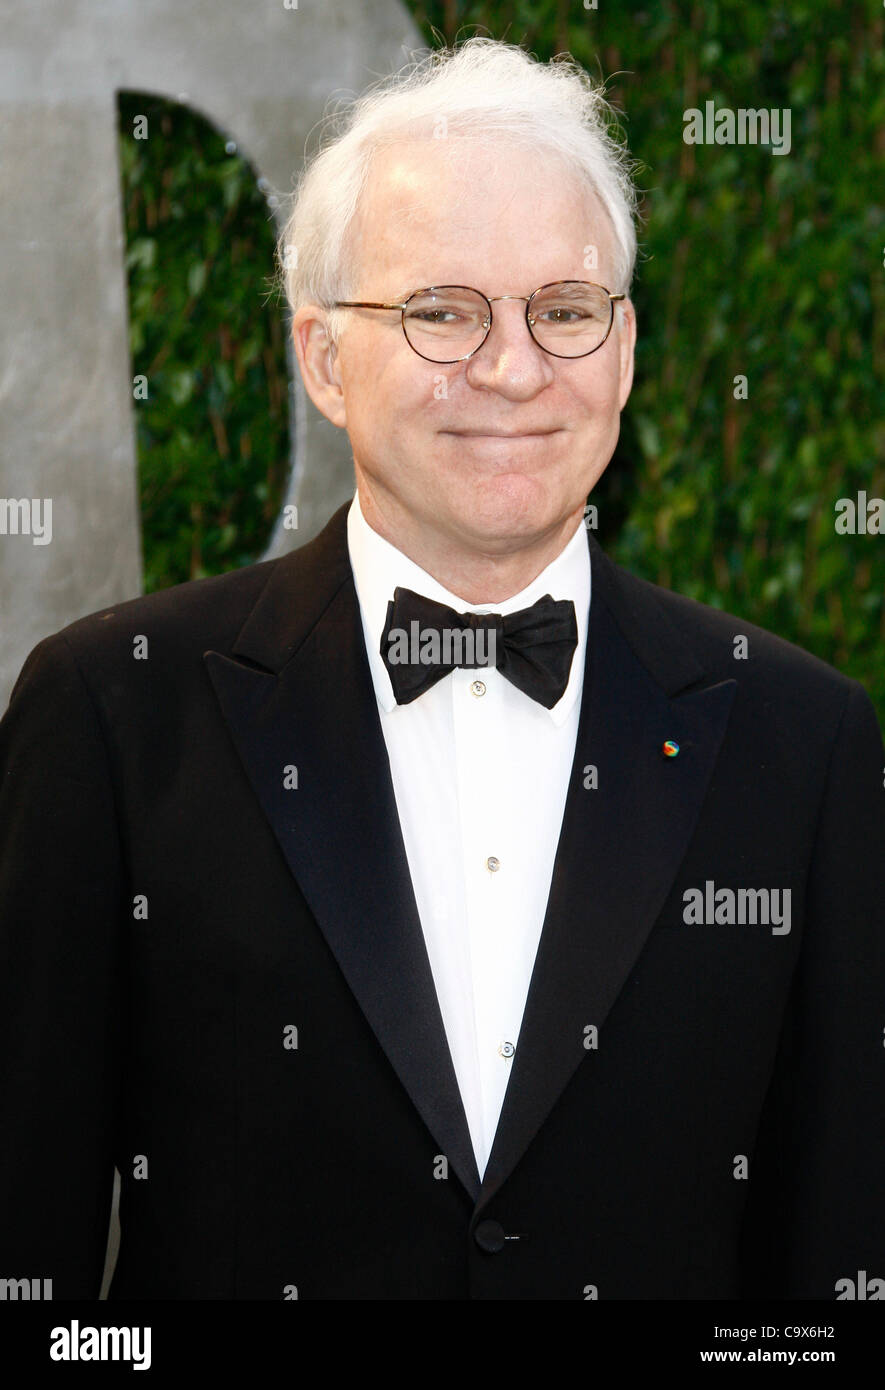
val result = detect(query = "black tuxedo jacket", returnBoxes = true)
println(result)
[1,502,883,1300]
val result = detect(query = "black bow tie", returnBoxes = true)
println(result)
[380,586,578,709]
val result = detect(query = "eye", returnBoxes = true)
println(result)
[408,308,465,325]
[535,305,588,324]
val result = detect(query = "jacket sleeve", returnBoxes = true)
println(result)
[739,678,885,1298]
[0,632,126,1298]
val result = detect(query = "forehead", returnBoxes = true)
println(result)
[348,137,616,292]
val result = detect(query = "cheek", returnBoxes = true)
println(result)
[565,374,621,429]
[338,340,406,434]
[338,334,377,398]
[345,368,438,462]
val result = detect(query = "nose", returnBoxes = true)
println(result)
[464,298,554,400]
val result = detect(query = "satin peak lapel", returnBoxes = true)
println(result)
[203,507,481,1199]
[478,534,737,1206]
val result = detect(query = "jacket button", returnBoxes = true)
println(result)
[474,1219,506,1253]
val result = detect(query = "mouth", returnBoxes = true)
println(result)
[442,429,560,440]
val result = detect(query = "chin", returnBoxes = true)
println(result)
[448,493,564,550]
[466,470,573,525]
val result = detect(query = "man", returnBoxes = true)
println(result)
[1,38,883,1300]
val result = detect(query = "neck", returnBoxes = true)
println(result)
[357,484,584,605]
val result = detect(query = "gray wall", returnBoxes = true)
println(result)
[0,0,422,710]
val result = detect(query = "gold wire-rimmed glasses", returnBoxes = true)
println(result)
[332,281,626,363]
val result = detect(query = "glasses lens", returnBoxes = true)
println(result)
[402,288,489,361]
[528,282,612,357]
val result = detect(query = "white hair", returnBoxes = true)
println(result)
[277,37,640,343]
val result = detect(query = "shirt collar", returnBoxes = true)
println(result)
[347,490,590,726]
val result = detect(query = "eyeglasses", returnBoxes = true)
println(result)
[331,281,626,363]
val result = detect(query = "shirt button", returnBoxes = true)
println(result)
[470,679,486,697]
[498,1040,516,1059]
[486,856,500,872]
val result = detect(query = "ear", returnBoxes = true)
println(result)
[615,297,637,411]
[291,305,347,429]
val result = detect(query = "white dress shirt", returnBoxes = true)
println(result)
[347,492,590,1178]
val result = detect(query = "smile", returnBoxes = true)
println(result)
[444,430,560,440]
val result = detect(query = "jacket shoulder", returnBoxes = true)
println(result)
[601,551,868,712]
[80,555,276,635]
